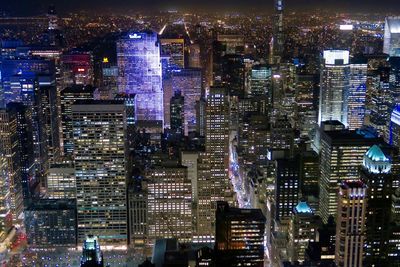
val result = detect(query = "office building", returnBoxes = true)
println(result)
[60,52,94,87]
[24,199,77,248]
[319,50,350,126]
[145,163,192,245]
[335,180,367,267]
[288,201,320,263]
[275,158,300,223]
[384,17,400,57]
[361,144,399,266]
[197,87,232,240]
[391,105,400,150]
[117,31,164,133]
[270,0,284,64]
[46,164,76,199]
[295,74,318,137]
[171,68,202,135]
[72,100,127,245]
[128,184,147,251]
[0,109,23,220]
[249,64,272,97]
[60,85,95,158]
[215,202,265,267]
[319,129,380,223]
[160,38,185,69]
[0,154,12,241]
[4,103,36,202]
[348,59,368,130]
[170,91,184,136]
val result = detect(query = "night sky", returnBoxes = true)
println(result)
[2,0,400,15]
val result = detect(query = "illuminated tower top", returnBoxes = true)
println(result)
[271,0,284,65]
[81,235,104,267]
[47,5,59,30]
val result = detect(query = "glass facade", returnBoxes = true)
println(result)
[117,32,163,132]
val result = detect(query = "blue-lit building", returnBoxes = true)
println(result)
[390,105,400,149]
[81,235,104,267]
[117,31,164,133]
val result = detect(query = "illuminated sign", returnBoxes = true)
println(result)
[78,68,85,72]
[129,33,142,39]
[103,57,109,63]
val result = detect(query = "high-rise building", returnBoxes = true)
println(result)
[348,59,368,130]
[160,38,185,69]
[60,52,94,88]
[215,202,265,267]
[249,64,272,97]
[127,182,147,252]
[0,109,23,220]
[288,201,320,263]
[335,180,367,267]
[197,87,232,241]
[270,0,284,64]
[170,91,184,136]
[319,129,380,223]
[24,199,77,248]
[81,235,104,267]
[367,67,392,140]
[72,100,127,245]
[145,163,192,245]
[5,103,36,203]
[295,74,318,137]
[390,105,400,149]
[46,163,76,199]
[319,50,350,126]
[384,17,400,57]
[171,68,202,135]
[117,31,164,133]
[60,85,95,158]
[0,154,12,241]
[361,144,399,266]
[275,158,300,223]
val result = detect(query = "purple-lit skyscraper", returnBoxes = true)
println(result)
[117,31,164,133]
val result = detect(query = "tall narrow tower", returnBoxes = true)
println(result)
[270,0,284,65]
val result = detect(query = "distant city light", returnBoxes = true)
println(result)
[340,24,354,31]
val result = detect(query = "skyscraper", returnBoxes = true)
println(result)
[335,180,367,267]
[215,202,265,267]
[384,17,400,57]
[171,68,202,135]
[170,91,184,136]
[361,144,399,266]
[0,109,23,220]
[270,0,284,65]
[24,199,77,248]
[319,129,380,223]
[117,31,164,133]
[146,163,192,245]
[319,50,350,126]
[348,59,367,130]
[197,87,233,241]
[72,100,127,245]
[289,201,319,263]
[60,85,95,158]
